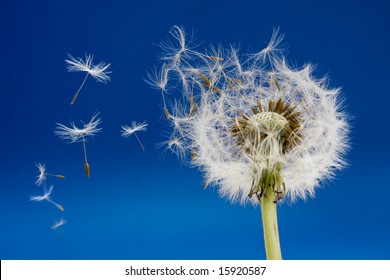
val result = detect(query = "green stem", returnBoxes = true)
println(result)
[261,188,282,260]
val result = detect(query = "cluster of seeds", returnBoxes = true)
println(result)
[149,26,349,204]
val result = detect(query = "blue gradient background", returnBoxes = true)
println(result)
[1,0,389,260]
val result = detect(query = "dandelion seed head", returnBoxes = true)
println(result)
[247,112,288,134]
[66,54,111,83]
[152,27,349,204]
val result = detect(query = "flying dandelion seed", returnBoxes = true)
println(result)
[35,163,65,186]
[158,136,185,159]
[65,54,111,105]
[55,113,102,177]
[146,65,171,119]
[30,185,64,211]
[151,26,349,259]
[121,121,148,151]
[51,217,66,230]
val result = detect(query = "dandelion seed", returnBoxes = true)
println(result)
[30,185,64,211]
[84,161,91,177]
[35,163,65,186]
[253,27,285,62]
[55,113,102,177]
[164,108,171,119]
[228,78,243,89]
[121,121,148,151]
[65,54,111,105]
[189,94,198,117]
[152,27,349,259]
[146,65,171,119]
[167,137,185,158]
[190,149,197,159]
[35,163,47,186]
[51,217,66,230]
[198,73,221,93]
[160,25,190,64]
[207,56,224,62]
[203,178,210,189]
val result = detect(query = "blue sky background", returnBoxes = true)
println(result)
[0,0,389,260]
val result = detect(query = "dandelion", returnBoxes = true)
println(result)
[35,163,65,186]
[65,54,111,105]
[151,27,349,259]
[51,217,66,230]
[121,121,148,151]
[55,113,102,177]
[30,185,64,211]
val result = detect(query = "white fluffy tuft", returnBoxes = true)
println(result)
[152,28,349,204]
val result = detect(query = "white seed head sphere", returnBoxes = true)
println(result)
[151,26,349,204]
